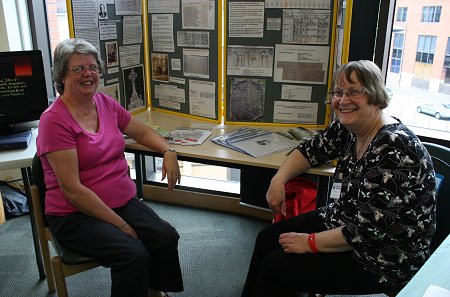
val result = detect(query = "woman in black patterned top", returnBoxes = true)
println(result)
[241,60,436,297]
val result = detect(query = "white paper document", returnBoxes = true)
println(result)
[228,2,265,38]
[182,0,215,30]
[169,128,212,145]
[123,16,143,45]
[274,44,329,84]
[148,0,180,13]
[189,79,216,119]
[229,132,296,158]
[282,9,330,44]
[227,45,274,77]
[152,14,174,52]
[273,101,318,124]
[423,285,450,297]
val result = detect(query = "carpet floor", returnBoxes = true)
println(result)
[0,200,388,297]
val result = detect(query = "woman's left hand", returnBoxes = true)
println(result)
[279,232,310,254]
[161,151,181,190]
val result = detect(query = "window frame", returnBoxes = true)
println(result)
[444,37,450,69]
[416,35,437,64]
[390,32,404,73]
[396,7,407,22]
[421,6,442,23]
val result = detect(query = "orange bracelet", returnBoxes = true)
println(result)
[307,233,319,253]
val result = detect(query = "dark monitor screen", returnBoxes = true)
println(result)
[0,50,49,134]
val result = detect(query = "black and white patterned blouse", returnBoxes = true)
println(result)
[298,119,436,288]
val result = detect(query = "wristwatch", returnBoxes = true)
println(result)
[163,148,176,154]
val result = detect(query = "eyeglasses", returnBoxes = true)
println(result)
[328,88,366,99]
[67,64,100,74]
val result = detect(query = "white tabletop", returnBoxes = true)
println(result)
[128,110,336,176]
[396,234,450,297]
[0,128,37,171]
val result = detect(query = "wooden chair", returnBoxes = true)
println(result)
[31,154,101,297]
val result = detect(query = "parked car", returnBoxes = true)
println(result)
[386,87,393,99]
[416,103,450,120]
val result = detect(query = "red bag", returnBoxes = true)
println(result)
[273,177,317,223]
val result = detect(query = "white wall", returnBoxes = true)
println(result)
[0,0,32,51]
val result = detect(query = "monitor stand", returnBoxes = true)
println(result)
[0,121,37,136]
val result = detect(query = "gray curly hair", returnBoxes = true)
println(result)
[332,60,390,109]
[52,38,103,94]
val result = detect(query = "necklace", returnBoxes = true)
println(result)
[355,117,381,159]
[355,139,372,159]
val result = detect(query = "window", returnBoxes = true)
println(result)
[445,38,450,84]
[386,2,450,142]
[45,0,70,55]
[445,38,450,68]
[145,157,241,194]
[416,35,436,64]
[421,6,441,23]
[396,7,407,22]
[390,33,404,73]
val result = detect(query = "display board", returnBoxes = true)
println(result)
[68,0,148,113]
[147,0,222,122]
[224,0,339,127]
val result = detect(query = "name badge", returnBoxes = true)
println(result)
[330,182,342,200]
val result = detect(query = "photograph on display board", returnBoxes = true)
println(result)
[105,41,119,67]
[151,53,169,82]
[97,83,121,105]
[98,2,108,19]
[229,78,266,122]
[183,48,210,79]
[122,64,145,112]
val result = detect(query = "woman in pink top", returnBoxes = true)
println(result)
[37,38,183,297]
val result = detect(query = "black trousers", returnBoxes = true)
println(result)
[241,209,393,297]
[47,198,183,297]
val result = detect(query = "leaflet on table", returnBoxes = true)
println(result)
[210,127,296,158]
[212,127,270,143]
[169,127,212,146]
[274,127,320,144]
[210,127,271,154]
[229,132,297,158]
[146,124,173,140]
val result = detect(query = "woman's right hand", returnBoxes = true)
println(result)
[266,179,286,216]
[120,222,138,239]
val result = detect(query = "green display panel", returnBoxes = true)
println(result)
[225,0,337,126]
[147,0,221,122]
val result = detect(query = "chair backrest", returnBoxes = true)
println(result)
[422,142,450,253]
[31,154,47,226]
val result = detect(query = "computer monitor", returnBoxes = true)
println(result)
[0,50,49,134]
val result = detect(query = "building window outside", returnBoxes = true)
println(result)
[396,7,407,22]
[416,35,436,64]
[445,38,450,84]
[386,1,450,142]
[421,6,441,23]
[445,38,450,68]
[390,33,404,73]
[46,0,70,56]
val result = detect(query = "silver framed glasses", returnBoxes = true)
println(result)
[67,64,100,74]
[328,88,366,99]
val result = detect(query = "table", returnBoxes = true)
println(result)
[126,110,335,218]
[0,128,45,279]
[396,234,450,297]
